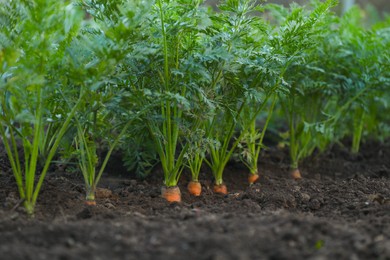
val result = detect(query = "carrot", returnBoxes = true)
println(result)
[213,183,228,195]
[84,200,97,206]
[248,173,259,185]
[161,186,181,203]
[85,191,96,206]
[291,168,302,180]
[187,181,202,196]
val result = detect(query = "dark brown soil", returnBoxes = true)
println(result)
[0,141,389,260]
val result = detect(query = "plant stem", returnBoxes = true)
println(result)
[250,94,278,174]
[351,108,365,154]
[31,92,85,210]
[86,186,96,202]
[289,87,299,169]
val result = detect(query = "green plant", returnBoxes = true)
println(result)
[362,18,390,141]
[183,127,211,196]
[238,95,277,184]
[68,0,155,204]
[73,112,132,205]
[268,0,338,178]
[0,0,84,215]
[298,6,390,156]
[331,7,390,153]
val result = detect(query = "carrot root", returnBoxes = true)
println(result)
[213,184,228,195]
[187,181,202,196]
[161,186,181,203]
[248,173,259,185]
[84,200,97,206]
[85,192,96,206]
[291,168,302,180]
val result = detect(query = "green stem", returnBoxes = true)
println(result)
[32,92,85,208]
[85,185,96,203]
[250,94,277,173]
[351,108,365,154]
[24,202,34,216]
[288,88,298,169]
[189,152,203,182]
[0,127,26,199]
[153,0,190,187]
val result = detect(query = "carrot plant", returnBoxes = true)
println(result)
[271,2,390,177]
[150,0,190,201]
[294,6,390,158]
[66,83,134,206]
[184,128,211,196]
[327,7,390,154]
[366,19,390,142]
[269,0,338,179]
[238,96,277,184]
[68,0,155,205]
[235,12,289,184]
[72,110,132,205]
[0,0,85,215]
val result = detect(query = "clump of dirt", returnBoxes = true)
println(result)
[0,141,389,260]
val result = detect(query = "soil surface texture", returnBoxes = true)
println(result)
[0,141,389,260]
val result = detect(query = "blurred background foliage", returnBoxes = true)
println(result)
[205,0,389,23]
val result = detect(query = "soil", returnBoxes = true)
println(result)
[0,141,389,260]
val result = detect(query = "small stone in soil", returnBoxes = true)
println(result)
[301,193,311,203]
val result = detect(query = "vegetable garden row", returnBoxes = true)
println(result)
[1,0,389,216]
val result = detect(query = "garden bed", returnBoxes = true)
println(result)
[1,141,389,260]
